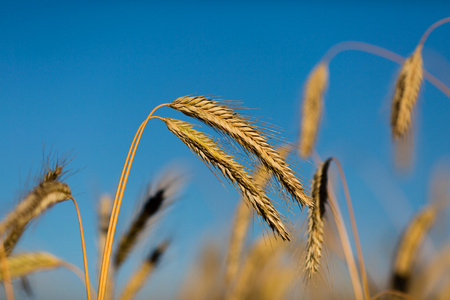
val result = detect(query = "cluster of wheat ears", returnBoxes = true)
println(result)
[1,17,449,300]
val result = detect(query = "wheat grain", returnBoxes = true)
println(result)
[164,118,290,240]
[390,45,423,140]
[305,158,332,278]
[299,63,329,158]
[169,96,311,208]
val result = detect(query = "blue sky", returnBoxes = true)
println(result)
[1,1,450,299]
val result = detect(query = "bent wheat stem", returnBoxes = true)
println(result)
[98,103,169,300]
[71,196,91,300]
[418,16,450,45]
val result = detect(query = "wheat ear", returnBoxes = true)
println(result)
[169,96,311,208]
[118,240,169,300]
[0,252,62,280]
[390,45,423,140]
[305,158,332,278]
[0,168,70,237]
[164,118,290,240]
[299,63,328,158]
[2,167,68,256]
[391,205,437,292]
[114,183,169,269]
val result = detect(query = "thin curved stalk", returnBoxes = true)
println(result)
[97,103,169,300]
[70,196,91,300]
[332,158,369,300]
[320,40,450,98]
[419,16,450,45]
[310,152,364,300]
[62,261,98,300]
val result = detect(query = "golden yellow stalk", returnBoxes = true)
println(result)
[164,118,290,240]
[390,45,423,140]
[299,63,328,158]
[391,205,437,292]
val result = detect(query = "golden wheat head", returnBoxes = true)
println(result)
[305,158,332,278]
[390,45,423,140]
[299,63,329,158]
[169,96,311,208]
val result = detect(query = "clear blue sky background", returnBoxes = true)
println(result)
[1,1,450,299]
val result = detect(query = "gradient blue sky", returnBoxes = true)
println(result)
[1,1,450,299]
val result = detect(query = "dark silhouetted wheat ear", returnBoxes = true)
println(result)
[164,118,290,240]
[305,158,332,278]
[169,96,311,208]
[299,63,329,158]
[390,45,423,140]
[391,204,437,292]
[113,177,174,269]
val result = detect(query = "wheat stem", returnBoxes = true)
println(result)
[419,16,450,45]
[320,40,450,98]
[70,196,91,300]
[333,158,369,300]
[97,103,169,300]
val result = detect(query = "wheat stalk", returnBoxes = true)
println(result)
[391,204,437,292]
[164,118,290,240]
[299,63,328,158]
[169,96,311,208]
[390,45,423,140]
[305,158,332,278]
